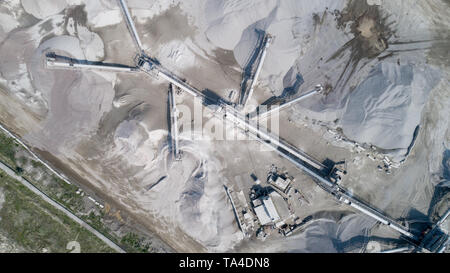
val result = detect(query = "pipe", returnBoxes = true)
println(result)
[168,84,181,159]
[348,201,390,225]
[224,106,327,172]
[388,222,415,238]
[118,0,143,52]
[158,69,199,97]
[47,60,137,72]
[256,89,318,120]
[379,247,411,253]
[242,35,272,107]
[437,208,450,227]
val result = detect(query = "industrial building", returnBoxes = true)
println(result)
[247,169,295,235]
[253,195,280,226]
[268,174,292,194]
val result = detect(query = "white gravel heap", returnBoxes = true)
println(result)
[341,62,440,151]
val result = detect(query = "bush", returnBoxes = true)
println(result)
[0,134,16,162]
[15,166,24,175]
[121,232,151,253]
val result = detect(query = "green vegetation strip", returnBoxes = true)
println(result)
[0,170,115,253]
[0,133,17,168]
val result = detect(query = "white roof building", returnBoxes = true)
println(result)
[253,196,280,225]
[254,206,271,225]
[269,191,290,220]
[271,176,291,192]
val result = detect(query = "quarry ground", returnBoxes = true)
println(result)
[0,0,449,252]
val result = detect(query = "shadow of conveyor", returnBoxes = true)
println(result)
[202,89,233,107]
[260,73,305,107]
[239,29,267,106]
